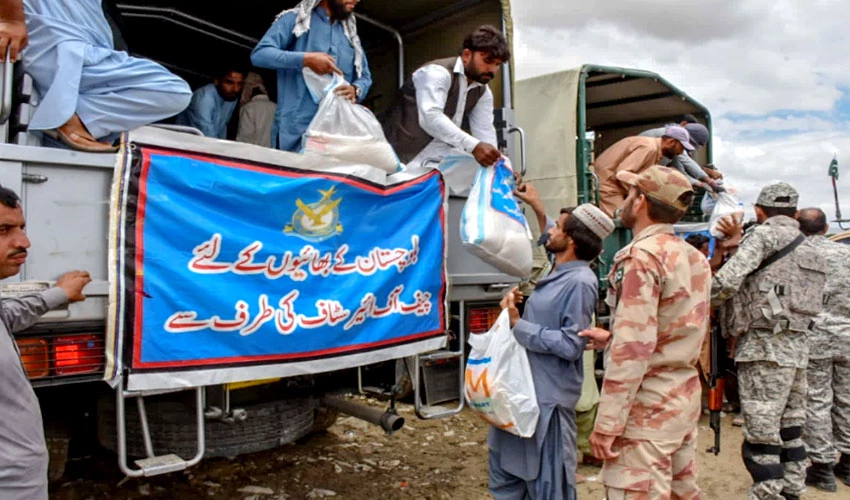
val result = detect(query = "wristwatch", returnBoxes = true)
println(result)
[354,85,362,99]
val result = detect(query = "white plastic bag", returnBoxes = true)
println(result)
[301,68,400,173]
[708,192,743,238]
[460,158,533,277]
[465,309,539,437]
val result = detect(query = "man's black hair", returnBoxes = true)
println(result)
[756,205,797,219]
[462,25,511,62]
[560,206,576,216]
[685,233,710,250]
[679,114,698,124]
[642,191,692,224]
[797,207,827,236]
[0,185,20,209]
[564,216,603,261]
[217,65,248,80]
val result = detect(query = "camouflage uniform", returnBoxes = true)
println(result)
[596,166,711,499]
[711,183,827,500]
[803,235,850,466]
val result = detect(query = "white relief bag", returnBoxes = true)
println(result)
[465,309,539,437]
[460,158,533,277]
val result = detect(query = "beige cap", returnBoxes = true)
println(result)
[616,165,694,212]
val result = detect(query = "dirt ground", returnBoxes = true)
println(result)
[51,397,848,500]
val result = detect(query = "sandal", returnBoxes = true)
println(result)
[43,129,119,153]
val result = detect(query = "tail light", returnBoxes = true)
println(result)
[467,305,501,334]
[54,334,104,375]
[17,338,49,379]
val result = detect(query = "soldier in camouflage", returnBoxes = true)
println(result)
[797,208,850,492]
[712,183,828,500]
[584,166,711,499]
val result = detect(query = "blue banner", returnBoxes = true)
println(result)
[125,148,447,370]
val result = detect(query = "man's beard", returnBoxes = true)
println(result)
[621,199,636,229]
[464,64,495,84]
[329,0,353,20]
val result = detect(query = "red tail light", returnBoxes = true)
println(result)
[54,334,103,375]
[468,306,501,334]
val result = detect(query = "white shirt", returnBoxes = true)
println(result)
[236,95,277,148]
[409,57,497,168]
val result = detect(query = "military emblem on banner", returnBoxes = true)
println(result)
[285,186,344,242]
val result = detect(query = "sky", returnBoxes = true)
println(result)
[511,0,850,226]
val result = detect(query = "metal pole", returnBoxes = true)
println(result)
[354,13,404,88]
[834,176,843,221]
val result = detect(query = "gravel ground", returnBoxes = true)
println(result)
[50,397,848,499]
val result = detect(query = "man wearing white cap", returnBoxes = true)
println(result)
[489,188,614,500]
[592,125,694,218]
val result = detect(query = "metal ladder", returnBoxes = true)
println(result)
[115,381,206,477]
[413,300,467,419]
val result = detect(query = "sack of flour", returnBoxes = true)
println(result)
[301,69,401,173]
[465,309,539,437]
[460,159,533,277]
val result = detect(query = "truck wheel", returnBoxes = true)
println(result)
[312,406,340,432]
[97,396,314,459]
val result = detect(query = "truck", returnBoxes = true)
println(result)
[515,65,714,287]
[0,0,523,480]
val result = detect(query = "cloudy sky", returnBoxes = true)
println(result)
[511,0,850,225]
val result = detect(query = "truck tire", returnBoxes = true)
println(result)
[97,396,314,459]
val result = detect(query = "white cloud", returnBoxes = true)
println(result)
[511,0,850,227]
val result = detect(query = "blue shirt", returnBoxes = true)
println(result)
[176,84,237,139]
[251,8,373,151]
[488,260,598,482]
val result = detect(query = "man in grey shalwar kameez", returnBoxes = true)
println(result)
[0,184,92,499]
[490,185,614,500]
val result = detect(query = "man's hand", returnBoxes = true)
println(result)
[704,166,724,180]
[499,286,523,327]
[514,182,543,211]
[333,84,357,103]
[707,179,726,193]
[590,431,620,461]
[579,327,611,350]
[0,18,27,63]
[715,213,743,240]
[472,142,501,167]
[304,53,343,76]
[56,271,91,303]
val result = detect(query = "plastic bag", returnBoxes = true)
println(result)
[708,192,743,238]
[465,309,539,437]
[301,68,401,173]
[460,158,533,277]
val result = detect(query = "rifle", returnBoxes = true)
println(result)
[706,321,724,455]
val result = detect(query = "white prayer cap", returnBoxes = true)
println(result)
[572,204,615,240]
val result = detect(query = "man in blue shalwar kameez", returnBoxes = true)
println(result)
[176,68,246,139]
[4,0,192,152]
[251,0,372,152]
[491,184,614,500]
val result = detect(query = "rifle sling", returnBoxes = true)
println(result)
[751,234,805,275]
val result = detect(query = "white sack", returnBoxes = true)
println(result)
[460,159,533,277]
[302,68,400,173]
[465,309,539,437]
